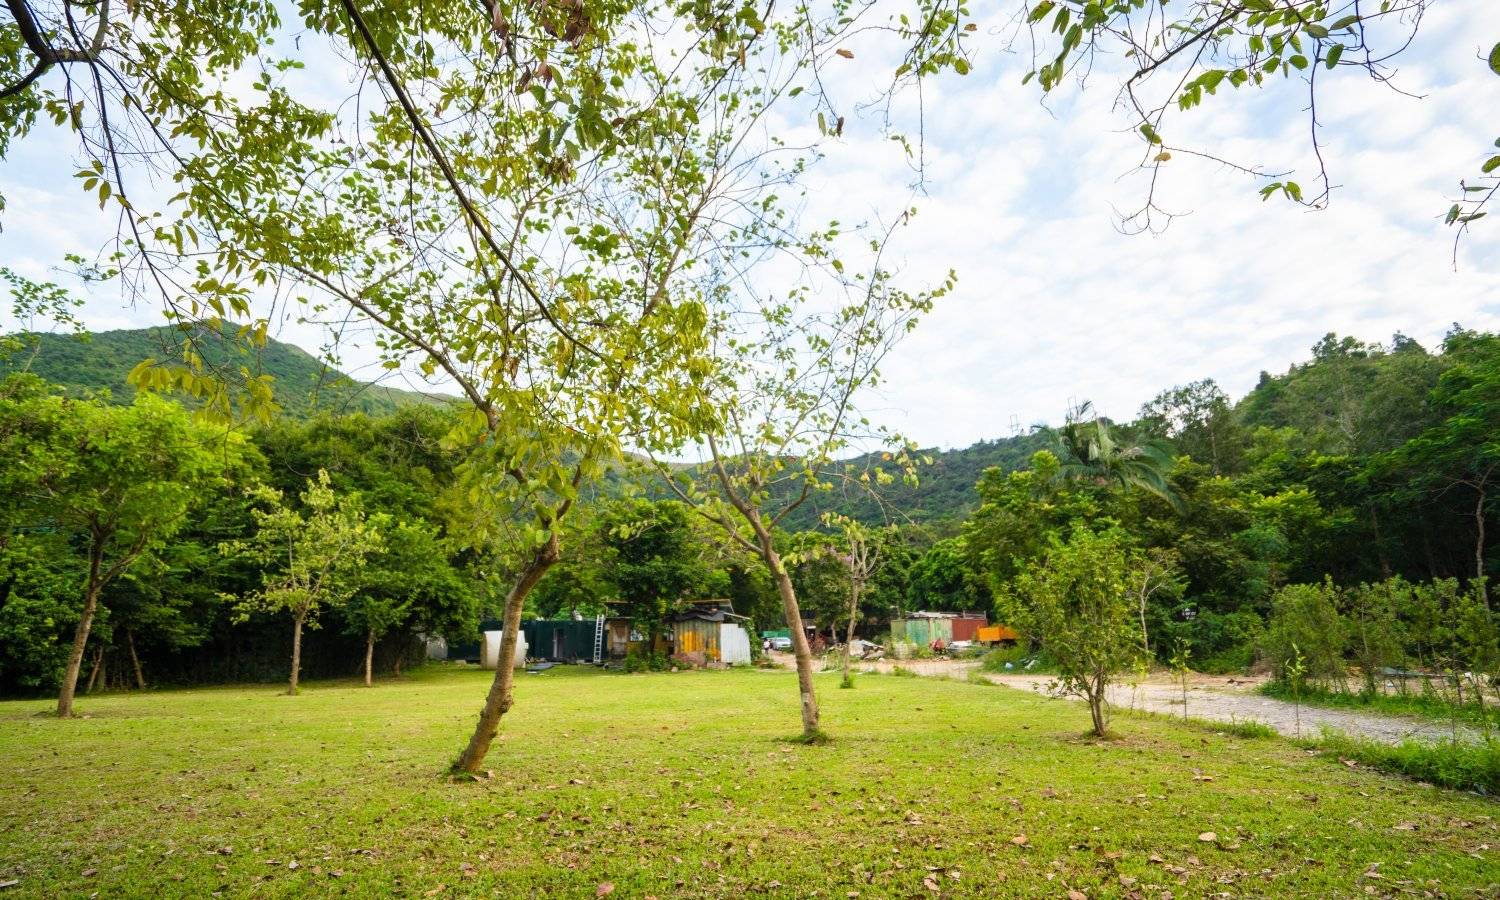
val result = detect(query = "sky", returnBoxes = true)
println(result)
[2,0,1497,450]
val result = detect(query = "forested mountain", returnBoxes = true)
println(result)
[4,325,1057,525]
[767,432,1057,530]
[1,325,447,418]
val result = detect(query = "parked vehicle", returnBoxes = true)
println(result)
[768,636,792,651]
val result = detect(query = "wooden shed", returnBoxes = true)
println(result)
[670,601,752,666]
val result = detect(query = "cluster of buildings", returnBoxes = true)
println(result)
[438,602,1016,670]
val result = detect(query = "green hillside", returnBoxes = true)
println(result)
[1,325,449,419]
[3,325,1048,526]
[764,431,1056,530]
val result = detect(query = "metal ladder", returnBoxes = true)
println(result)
[591,613,606,664]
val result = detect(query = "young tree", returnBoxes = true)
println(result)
[658,228,954,741]
[226,471,380,695]
[1129,547,1183,654]
[1004,529,1146,737]
[0,380,226,716]
[828,516,881,689]
[346,521,469,686]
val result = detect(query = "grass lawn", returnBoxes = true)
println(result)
[2,666,1497,898]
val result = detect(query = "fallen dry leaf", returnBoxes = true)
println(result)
[1198,832,1217,843]
[922,875,940,892]
[1010,834,1029,846]
[596,883,615,897]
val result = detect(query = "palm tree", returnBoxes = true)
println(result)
[1056,401,1183,512]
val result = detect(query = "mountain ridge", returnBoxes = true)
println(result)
[1,325,451,419]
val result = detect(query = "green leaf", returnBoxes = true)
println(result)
[1490,42,1500,76]
[1305,24,1329,39]
[1140,122,1162,145]
[1483,156,1500,174]
[1325,44,1343,68]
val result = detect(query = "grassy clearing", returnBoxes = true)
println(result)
[1260,680,1500,733]
[2,666,1498,898]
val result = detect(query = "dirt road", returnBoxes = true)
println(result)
[837,655,1479,744]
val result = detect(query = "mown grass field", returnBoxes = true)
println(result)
[2,666,1497,898]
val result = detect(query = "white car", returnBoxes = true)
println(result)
[768,636,792,651]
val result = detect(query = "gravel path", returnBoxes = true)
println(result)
[842,656,1480,744]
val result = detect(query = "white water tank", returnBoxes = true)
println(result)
[481,630,528,670]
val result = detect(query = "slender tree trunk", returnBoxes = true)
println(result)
[84,644,102,694]
[364,627,376,687]
[1098,675,1110,738]
[57,543,105,717]
[288,613,305,696]
[126,628,145,691]
[1475,486,1488,609]
[1139,589,1150,655]
[841,581,861,687]
[761,539,820,739]
[452,537,560,775]
[393,654,403,677]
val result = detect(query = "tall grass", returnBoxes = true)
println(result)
[1308,732,1500,795]
[1260,680,1500,732]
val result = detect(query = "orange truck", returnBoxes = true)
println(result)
[975,625,1020,645]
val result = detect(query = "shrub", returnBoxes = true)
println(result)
[1262,580,1347,689]
[622,649,670,673]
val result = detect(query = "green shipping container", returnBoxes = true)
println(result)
[523,619,599,662]
[890,616,953,646]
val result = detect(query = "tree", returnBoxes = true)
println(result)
[1057,401,1182,510]
[1129,547,1182,654]
[1381,332,1500,604]
[1138,379,1245,475]
[600,500,715,644]
[0,379,226,715]
[348,521,471,686]
[226,471,381,695]
[1262,580,1348,690]
[828,516,880,689]
[1004,529,1146,737]
[964,450,1100,604]
[657,220,954,741]
[1015,0,1491,248]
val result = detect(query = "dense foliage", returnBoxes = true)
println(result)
[0,377,478,696]
[3,324,1497,697]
